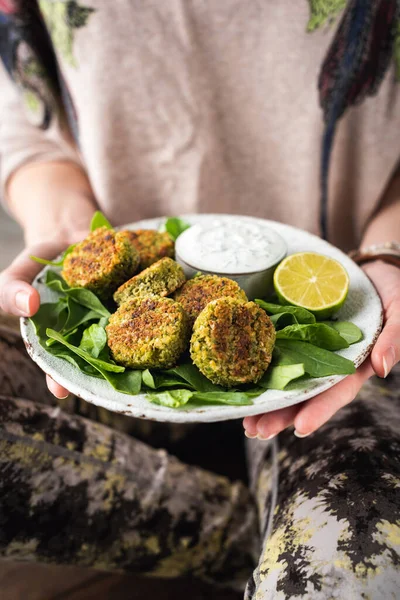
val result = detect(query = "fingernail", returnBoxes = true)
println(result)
[383,347,396,378]
[256,433,276,441]
[294,430,311,438]
[15,290,30,315]
[57,393,70,400]
[244,431,257,439]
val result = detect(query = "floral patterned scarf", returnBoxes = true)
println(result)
[312,0,400,236]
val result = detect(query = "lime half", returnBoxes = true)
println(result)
[273,252,349,319]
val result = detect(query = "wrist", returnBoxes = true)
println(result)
[23,194,95,247]
[7,161,97,246]
[362,259,400,283]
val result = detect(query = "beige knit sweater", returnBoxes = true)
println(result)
[1,1,399,251]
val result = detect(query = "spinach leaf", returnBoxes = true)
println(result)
[142,369,156,389]
[323,321,363,345]
[56,348,139,391]
[30,325,102,377]
[276,323,349,350]
[49,346,91,372]
[147,390,193,408]
[191,391,253,405]
[274,340,356,377]
[45,328,142,394]
[259,364,305,390]
[142,369,192,390]
[79,324,107,358]
[90,211,113,231]
[166,361,222,392]
[45,271,110,318]
[97,316,110,329]
[256,300,316,324]
[30,243,76,267]
[161,217,191,241]
[62,298,101,336]
[104,370,142,395]
[45,298,101,346]
[269,312,298,329]
[30,301,68,339]
[46,329,124,373]
[146,389,254,407]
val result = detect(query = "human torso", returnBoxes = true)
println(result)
[38,0,400,249]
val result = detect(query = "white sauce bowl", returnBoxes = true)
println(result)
[175,217,287,299]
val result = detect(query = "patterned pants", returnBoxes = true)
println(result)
[0,317,399,599]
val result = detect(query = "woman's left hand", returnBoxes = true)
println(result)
[243,260,400,440]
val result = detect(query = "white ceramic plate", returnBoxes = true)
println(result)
[20,214,383,423]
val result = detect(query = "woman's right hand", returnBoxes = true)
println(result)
[0,232,89,398]
[0,160,98,398]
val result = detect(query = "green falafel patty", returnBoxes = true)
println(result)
[190,297,275,387]
[174,274,248,324]
[106,297,190,369]
[123,229,175,269]
[62,227,139,300]
[113,257,186,305]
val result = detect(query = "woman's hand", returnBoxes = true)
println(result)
[243,261,400,440]
[0,231,90,399]
[0,160,97,398]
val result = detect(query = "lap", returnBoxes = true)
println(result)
[246,367,400,599]
[0,316,258,588]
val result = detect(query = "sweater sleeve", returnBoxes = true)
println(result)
[0,60,83,204]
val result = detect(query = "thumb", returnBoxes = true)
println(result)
[370,296,400,378]
[0,241,66,317]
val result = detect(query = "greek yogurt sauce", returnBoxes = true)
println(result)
[175,218,287,274]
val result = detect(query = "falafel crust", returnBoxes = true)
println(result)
[123,229,175,269]
[190,297,275,387]
[174,274,248,324]
[106,296,190,369]
[62,227,139,300]
[113,257,186,305]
